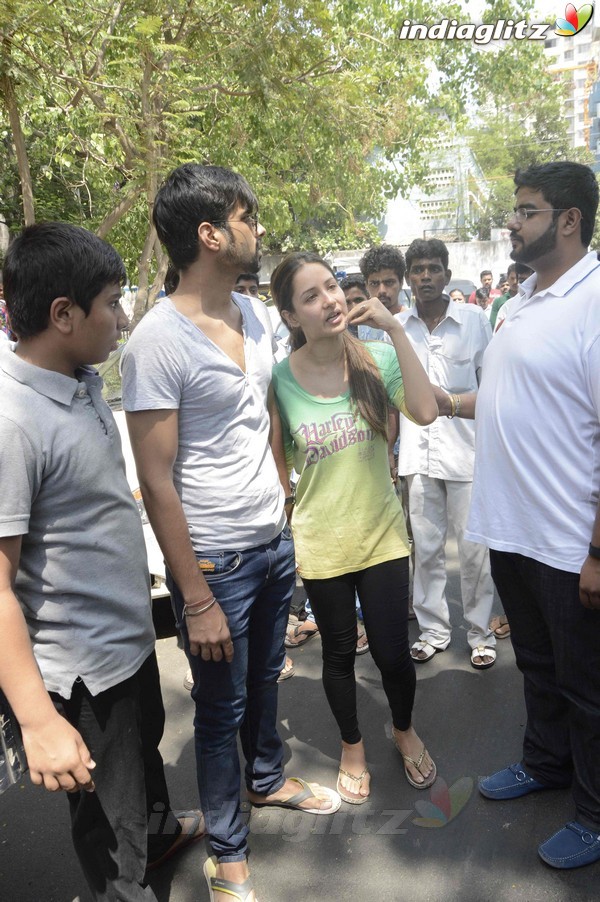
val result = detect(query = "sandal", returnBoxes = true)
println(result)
[410,640,444,663]
[393,734,437,790]
[489,615,511,639]
[277,656,295,682]
[285,622,319,648]
[471,645,496,670]
[248,777,341,815]
[356,629,370,656]
[337,766,370,805]
[203,856,256,901]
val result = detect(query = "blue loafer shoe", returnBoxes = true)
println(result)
[539,821,600,869]
[479,762,551,800]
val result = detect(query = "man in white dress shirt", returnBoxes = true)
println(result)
[393,238,496,669]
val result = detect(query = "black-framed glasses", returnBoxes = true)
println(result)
[209,214,260,234]
[510,207,570,222]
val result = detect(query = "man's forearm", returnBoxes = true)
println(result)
[0,587,59,729]
[268,390,291,496]
[140,476,211,605]
[140,476,234,659]
[579,494,600,609]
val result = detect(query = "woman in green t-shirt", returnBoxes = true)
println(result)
[271,252,438,805]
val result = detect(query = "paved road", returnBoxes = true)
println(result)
[1,543,595,901]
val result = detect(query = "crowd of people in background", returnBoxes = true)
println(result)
[1,159,599,902]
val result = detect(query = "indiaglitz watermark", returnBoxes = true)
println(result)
[147,775,476,845]
[397,18,551,44]
[397,3,595,44]
[246,775,474,843]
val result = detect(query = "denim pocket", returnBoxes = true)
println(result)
[196,550,243,582]
[280,523,293,542]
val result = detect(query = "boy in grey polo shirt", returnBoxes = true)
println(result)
[0,224,201,901]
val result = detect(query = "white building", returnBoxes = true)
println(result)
[380,138,489,245]
[544,19,600,154]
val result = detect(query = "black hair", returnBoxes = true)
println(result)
[340,274,367,293]
[405,238,449,272]
[475,287,490,301]
[271,252,389,438]
[153,164,258,271]
[3,222,125,340]
[359,244,406,283]
[235,272,259,285]
[164,263,180,295]
[479,269,492,280]
[514,162,598,247]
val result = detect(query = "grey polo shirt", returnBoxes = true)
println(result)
[0,345,155,698]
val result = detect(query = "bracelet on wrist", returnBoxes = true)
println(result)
[588,543,600,560]
[284,495,295,506]
[184,598,217,617]
[446,393,461,419]
[185,592,215,609]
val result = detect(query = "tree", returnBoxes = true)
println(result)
[6,0,584,317]
[459,0,595,237]
[0,2,440,315]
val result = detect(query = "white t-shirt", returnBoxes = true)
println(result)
[466,252,600,572]
[122,294,286,551]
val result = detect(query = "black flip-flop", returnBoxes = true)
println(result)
[284,623,319,648]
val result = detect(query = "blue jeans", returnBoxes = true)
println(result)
[490,551,600,829]
[167,527,295,861]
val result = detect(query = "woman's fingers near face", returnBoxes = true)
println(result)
[347,299,375,322]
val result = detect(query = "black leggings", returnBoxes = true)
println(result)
[303,557,415,745]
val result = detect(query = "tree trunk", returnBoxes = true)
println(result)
[0,50,35,226]
[96,186,143,238]
[130,52,162,330]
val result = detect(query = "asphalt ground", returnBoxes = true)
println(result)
[0,541,596,902]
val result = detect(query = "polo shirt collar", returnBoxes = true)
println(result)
[0,343,101,406]
[520,251,600,301]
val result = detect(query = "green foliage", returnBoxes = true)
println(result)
[1,0,596,295]
[2,0,474,292]
[460,0,595,238]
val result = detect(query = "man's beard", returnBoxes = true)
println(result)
[224,239,261,274]
[510,219,557,266]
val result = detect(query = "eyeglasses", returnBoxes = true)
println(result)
[210,214,260,234]
[510,207,570,222]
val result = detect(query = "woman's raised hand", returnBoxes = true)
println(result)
[346,297,401,333]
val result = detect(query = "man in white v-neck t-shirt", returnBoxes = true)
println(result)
[122,164,339,901]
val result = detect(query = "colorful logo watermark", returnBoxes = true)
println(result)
[555,3,594,35]
[229,773,476,842]
[412,776,474,829]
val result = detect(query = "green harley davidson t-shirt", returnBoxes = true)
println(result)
[272,341,412,579]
